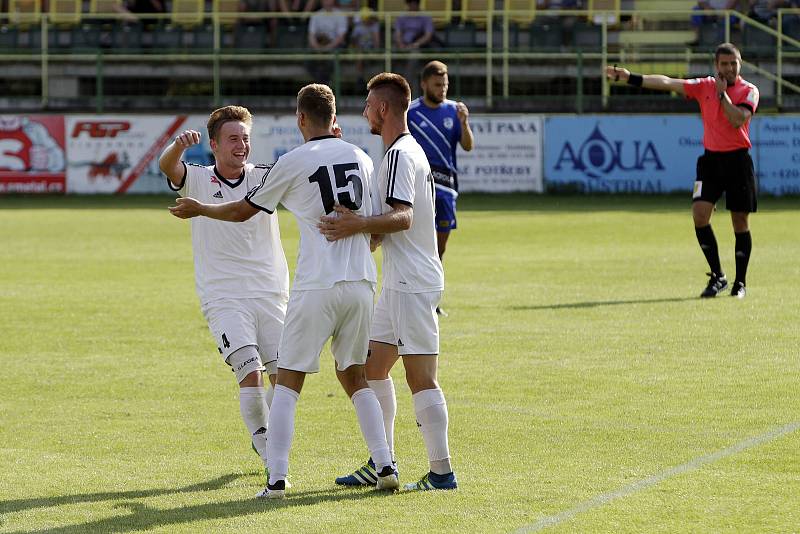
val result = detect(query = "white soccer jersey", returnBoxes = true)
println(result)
[246,136,378,291]
[169,162,290,305]
[376,134,444,293]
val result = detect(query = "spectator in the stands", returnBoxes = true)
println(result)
[536,0,584,48]
[393,0,434,50]
[239,0,283,46]
[772,0,800,27]
[307,0,349,84]
[279,0,317,15]
[690,0,738,44]
[351,6,380,85]
[747,0,778,24]
[393,0,436,89]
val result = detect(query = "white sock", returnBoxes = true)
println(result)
[413,388,452,475]
[351,388,392,471]
[367,377,397,460]
[239,386,269,467]
[265,385,299,484]
[265,381,275,409]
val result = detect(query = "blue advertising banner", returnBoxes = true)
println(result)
[751,117,800,196]
[545,115,800,195]
[544,116,703,194]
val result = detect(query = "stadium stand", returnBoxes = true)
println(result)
[460,0,492,28]
[1,0,799,112]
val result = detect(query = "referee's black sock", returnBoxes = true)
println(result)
[695,225,722,275]
[734,230,752,285]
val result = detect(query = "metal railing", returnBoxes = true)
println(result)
[1,8,799,111]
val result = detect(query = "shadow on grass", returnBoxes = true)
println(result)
[508,296,697,310]
[2,474,392,534]
[0,473,243,515]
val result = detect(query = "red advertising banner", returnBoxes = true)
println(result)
[0,116,67,193]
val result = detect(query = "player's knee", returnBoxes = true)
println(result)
[228,345,265,385]
[337,364,367,392]
[365,354,390,379]
[692,208,711,227]
[731,212,749,232]
[404,365,438,392]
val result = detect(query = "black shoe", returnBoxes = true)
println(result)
[435,306,448,317]
[700,272,728,298]
[730,281,746,299]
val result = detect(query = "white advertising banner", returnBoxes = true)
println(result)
[62,113,542,194]
[248,115,384,170]
[66,115,188,193]
[456,115,544,193]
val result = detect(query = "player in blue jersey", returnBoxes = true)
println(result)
[408,61,474,316]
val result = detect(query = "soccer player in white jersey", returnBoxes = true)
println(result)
[319,73,457,491]
[168,84,398,499]
[159,106,290,485]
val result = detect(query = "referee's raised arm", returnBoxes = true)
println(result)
[605,65,686,96]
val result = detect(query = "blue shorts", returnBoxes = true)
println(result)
[435,189,457,232]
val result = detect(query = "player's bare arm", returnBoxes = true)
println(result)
[318,203,413,241]
[716,72,752,128]
[605,65,686,96]
[169,197,259,222]
[159,130,202,187]
[457,102,474,152]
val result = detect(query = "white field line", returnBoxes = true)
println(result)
[515,421,800,533]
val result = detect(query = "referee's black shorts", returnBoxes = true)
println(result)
[692,148,757,213]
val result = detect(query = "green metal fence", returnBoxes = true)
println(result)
[0,8,798,111]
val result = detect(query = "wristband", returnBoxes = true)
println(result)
[627,73,643,87]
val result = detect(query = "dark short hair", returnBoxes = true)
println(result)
[207,105,252,142]
[367,73,411,112]
[715,42,741,61]
[297,83,336,128]
[421,60,448,81]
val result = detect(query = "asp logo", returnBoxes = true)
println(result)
[554,124,664,178]
[71,121,131,138]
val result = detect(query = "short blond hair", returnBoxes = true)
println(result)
[366,73,411,112]
[207,105,252,142]
[297,84,336,128]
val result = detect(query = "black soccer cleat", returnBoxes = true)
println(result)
[256,479,286,499]
[730,281,746,299]
[700,272,728,298]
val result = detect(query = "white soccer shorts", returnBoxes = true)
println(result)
[201,294,288,375]
[278,280,374,374]
[370,288,442,356]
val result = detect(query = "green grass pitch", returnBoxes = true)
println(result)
[1,194,798,533]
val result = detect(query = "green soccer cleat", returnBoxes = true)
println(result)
[403,471,458,491]
[335,458,379,486]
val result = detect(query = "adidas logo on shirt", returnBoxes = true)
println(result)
[213,190,223,199]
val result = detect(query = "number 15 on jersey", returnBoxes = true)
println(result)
[308,163,364,214]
